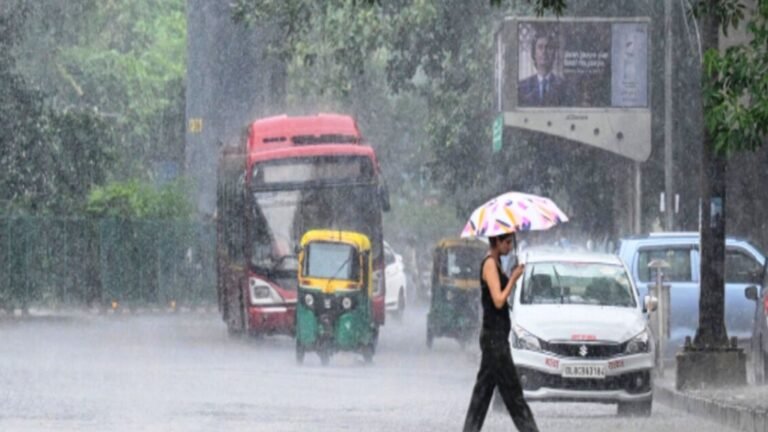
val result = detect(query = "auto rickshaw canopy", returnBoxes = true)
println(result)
[299,229,372,294]
[434,237,487,289]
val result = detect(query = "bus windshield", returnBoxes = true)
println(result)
[250,184,382,276]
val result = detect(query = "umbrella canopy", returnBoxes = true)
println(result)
[461,192,568,238]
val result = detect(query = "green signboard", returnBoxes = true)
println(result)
[492,114,503,153]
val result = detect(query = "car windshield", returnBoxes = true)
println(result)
[303,242,359,281]
[521,261,636,307]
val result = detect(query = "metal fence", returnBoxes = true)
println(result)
[0,217,216,312]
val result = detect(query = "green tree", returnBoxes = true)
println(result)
[689,0,768,348]
[0,2,120,215]
[231,0,619,244]
[85,179,192,219]
[16,0,187,178]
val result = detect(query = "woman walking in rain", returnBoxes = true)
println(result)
[462,232,539,432]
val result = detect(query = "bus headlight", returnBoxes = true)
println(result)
[342,297,352,310]
[249,277,283,305]
[624,329,650,354]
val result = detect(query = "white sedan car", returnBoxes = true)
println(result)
[508,250,656,416]
[384,241,407,317]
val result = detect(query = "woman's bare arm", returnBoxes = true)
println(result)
[483,259,525,309]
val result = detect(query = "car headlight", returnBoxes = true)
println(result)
[512,325,542,352]
[624,329,651,354]
[249,277,283,304]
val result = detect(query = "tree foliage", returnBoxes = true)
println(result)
[231,0,619,242]
[0,2,117,215]
[697,0,768,154]
[1,0,187,216]
[15,0,187,177]
[85,179,192,219]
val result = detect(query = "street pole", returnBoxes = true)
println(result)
[664,0,675,231]
[634,161,641,234]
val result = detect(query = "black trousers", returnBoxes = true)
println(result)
[462,331,539,432]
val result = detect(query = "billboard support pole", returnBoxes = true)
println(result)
[634,162,642,234]
[664,0,675,231]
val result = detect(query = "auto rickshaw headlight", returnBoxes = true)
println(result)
[304,293,315,307]
[445,289,455,301]
[342,296,352,310]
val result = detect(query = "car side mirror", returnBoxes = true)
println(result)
[745,285,759,301]
[644,295,658,313]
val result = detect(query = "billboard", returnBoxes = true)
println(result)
[496,17,651,161]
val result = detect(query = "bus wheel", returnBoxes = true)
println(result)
[227,325,243,339]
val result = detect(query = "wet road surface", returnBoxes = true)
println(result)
[0,304,735,431]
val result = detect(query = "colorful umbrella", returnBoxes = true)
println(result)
[461,192,568,238]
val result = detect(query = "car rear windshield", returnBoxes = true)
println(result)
[521,262,636,307]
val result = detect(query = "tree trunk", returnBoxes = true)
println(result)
[693,0,728,349]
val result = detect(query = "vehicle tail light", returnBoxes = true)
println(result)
[763,294,768,315]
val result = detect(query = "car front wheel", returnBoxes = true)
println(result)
[393,289,406,321]
[754,340,767,384]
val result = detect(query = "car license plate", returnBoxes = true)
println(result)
[562,364,606,379]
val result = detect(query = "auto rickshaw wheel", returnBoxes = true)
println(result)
[295,345,305,365]
[426,327,434,349]
[319,349,331,366]
[362,345,374,364]
[458,337,467,350]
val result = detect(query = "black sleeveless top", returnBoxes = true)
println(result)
[480,255,511,335]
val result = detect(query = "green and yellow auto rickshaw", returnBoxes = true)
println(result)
[426,238,487,348]
[295,229,377,365]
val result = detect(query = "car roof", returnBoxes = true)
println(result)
[620,231,754,243]
[522,249,623,266]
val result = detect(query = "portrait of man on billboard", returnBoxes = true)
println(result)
[517,23,568,107]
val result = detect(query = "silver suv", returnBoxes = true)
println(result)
[617,232,765,357]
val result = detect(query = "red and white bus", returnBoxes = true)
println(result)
[216,114,390,337]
